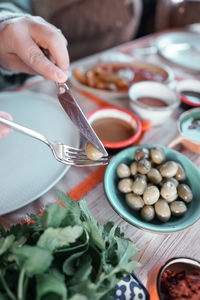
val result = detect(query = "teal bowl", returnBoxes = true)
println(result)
[104,145,200,233]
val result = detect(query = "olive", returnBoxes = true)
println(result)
[177,184,193,203]
[85,142,103,160]
[143,186,160,205]
[118,178,133,193]
[116,163,131,178]
[150,147,165,164]
[141,205,155,222]
[170,200,187,216]
[135,147,149,161]
[130,161,137,176]
[175,163,186,181]
[132,175,147,195]
[147,168,162,184]
[160,177,179,188]
[125,193,144,211]
[137,158,151,174]
[155,199,171,222]
[160,161,178,178]
[160,181,177,203]
[136,174,147,182]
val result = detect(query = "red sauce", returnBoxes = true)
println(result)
[137,97,168,107]
[92,118,135,142]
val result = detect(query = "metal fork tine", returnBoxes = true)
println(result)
[63,145,86,153]
[65,154,108,161]
[65,160,108,167]
[64,151,88,158]
[66,158,108,164]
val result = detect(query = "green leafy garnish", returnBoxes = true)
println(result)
[0,191,139,300]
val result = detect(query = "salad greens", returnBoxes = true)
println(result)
[0,191,139,300]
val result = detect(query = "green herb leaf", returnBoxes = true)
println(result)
[36,269,67,300]
[68,295,88,300]
[84,221,105,251]
[55,191,81,226]
[68,255,92,285]
[63,250,87,276]
[12,245,53,276]
[0,192,139,300]
[37,226,83,251]
[0,235,15,256]
[39,203,69,229]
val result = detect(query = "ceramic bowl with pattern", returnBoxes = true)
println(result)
[115,273,149,300]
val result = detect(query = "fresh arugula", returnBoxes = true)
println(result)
[0,191,139,300]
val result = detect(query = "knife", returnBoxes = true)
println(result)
[57,82,108,157]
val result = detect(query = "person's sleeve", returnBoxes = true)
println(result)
[0,1,31,75]
[0,1,31,28]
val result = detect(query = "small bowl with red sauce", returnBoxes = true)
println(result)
[87,106,142,150]
[147,257,200,300]
[128,81,180,126]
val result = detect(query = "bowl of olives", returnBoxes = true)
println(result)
[104,145,200,233]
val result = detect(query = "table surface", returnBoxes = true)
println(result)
[1,29,200,287]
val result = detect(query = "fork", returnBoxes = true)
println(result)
[0,117,109,167]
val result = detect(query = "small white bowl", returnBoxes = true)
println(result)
[128,81,180,126]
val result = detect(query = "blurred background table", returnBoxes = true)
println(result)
[0,30,200,286]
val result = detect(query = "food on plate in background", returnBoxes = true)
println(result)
[116,147,193,223]
[73,62,167,92]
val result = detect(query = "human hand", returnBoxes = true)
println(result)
[0,15,69,82]
[0,111,12,140]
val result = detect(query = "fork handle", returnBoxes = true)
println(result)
[0,117,49,145]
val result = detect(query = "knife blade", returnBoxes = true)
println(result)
[57,83,108,157]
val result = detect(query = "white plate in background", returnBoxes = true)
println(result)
[155,31,200,72]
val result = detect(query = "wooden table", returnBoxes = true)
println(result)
[1,30,200,288]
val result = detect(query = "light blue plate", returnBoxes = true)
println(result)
[155,32,200,72]
[0,90,80,215]
[104,145,200,233]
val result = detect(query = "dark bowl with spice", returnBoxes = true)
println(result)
[147,257,200,300]
[175,79,200,110]
[87,106,142,150]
